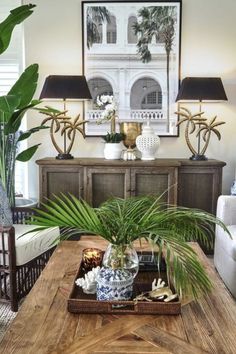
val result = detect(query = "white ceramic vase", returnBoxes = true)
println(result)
[104,143,122,160]
[136,123,160,160]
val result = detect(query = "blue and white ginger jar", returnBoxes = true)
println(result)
[97,267,133,301]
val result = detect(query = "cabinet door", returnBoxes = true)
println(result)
[40,166,84,202]
[130,167,178,204]
[85,167,130,207]
[178,166,222,214]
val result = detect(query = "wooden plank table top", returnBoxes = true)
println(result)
[1,236,236,354]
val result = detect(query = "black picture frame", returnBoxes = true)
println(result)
[82,0,182,137]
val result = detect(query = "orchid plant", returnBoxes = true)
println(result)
[96,95,117,134]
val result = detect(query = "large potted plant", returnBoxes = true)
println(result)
[0,4,55,208]
[29,194,229,300]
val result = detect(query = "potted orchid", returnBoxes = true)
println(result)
[96,95,124,159]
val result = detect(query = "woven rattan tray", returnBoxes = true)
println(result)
[67,255,181,315]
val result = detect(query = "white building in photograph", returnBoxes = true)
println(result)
[83,3,180,136]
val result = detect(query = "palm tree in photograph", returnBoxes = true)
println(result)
[86,6,111,49]
[134,6,177,132]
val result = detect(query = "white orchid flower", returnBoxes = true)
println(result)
[96,96,103,106]
[105,103,114,112]
[96,94,117,125]
[107,95,113,104]
[100,95,109,104]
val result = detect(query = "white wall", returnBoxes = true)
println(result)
[23,0,236,199]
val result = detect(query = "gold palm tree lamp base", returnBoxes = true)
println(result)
[176,107,225,160]
[40,108,87,160]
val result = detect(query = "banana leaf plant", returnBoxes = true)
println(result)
[0,63,49,205]
[0,4,51,206]
[28,194,230,299]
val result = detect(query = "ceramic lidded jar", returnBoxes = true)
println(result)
[96,267,133,301]
[136,123,160,160]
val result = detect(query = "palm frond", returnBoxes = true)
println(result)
[28,195,230,299]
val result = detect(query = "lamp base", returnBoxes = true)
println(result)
[56,153,74,160]
[190,154,208,161]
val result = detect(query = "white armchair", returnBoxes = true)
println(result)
[214,195,236,298]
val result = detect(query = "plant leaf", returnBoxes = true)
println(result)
[5,100,41,134]
[0,4,36,55]
[8,64,39,109]
[17,126,49,142]
[16,144,41,162]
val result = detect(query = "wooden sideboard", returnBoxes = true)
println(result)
[36,158,226,214]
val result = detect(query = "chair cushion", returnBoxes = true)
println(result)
[217,225,236,261]
[14,224,60,266]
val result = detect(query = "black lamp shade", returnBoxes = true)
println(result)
[40,75,92,100]
[176,77,228,102]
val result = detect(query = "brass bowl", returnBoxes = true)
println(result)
[119,122,142,149]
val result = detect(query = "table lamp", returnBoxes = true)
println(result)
[40,75,92,159]
[175,77,227,160]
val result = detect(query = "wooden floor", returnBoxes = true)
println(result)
[1,236,236,354]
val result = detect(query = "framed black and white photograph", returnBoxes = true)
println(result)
[82,1,182,136]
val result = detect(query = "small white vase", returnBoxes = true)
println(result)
[104,143,122,160]
[136,123,160,160]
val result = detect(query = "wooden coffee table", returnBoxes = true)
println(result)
[1,236,236,354]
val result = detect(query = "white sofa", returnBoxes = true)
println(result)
[0,224,60,266]
[0,208,60,311]
[214,195,236,298]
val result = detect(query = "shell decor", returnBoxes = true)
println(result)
[75,266,100,294]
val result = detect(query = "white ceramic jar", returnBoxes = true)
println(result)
[136,123,160,160]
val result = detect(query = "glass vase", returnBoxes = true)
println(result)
[102,243,139,278]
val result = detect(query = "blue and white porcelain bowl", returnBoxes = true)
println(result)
[97,267,133,301]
